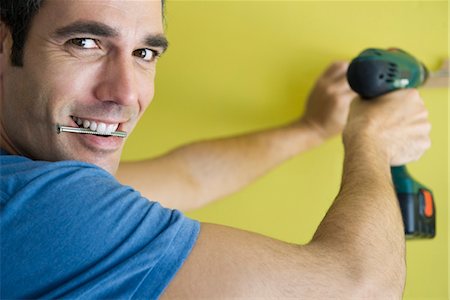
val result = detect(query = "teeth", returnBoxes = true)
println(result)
[96,122,106,134]
[110,124,119,132]
[89,121,98,131]
[106,124,117,134]
[83,120,90,128]
[71,116,120,135]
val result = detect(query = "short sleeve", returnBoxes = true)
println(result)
[1,161,200,299]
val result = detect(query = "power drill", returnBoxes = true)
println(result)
[347,48,436,239]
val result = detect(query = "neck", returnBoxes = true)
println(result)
[0,122,21,155]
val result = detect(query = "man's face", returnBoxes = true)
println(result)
[0,0,166,174]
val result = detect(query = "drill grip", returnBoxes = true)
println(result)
[391,166,436,238]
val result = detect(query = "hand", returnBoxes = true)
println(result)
[343,89,431,166]
[299,61,357,141]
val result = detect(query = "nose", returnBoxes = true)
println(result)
[94,53,138,107]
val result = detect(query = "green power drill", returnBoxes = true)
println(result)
[347,48,436,239]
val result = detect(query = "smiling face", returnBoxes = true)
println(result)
[0,0,166,174]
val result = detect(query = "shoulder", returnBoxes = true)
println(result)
[0,151,111,176]
[1,152,200,299]
[0,150,113,197]
[0,151,192,234]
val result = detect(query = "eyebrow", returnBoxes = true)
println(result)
[53,20,169,52]
[53,21,119,38]
[145,35,169,53]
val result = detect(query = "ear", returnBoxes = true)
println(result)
[0,21,6,54]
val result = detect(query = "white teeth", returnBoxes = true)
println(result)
[111,124,119,132]
[72,116,120,135]
[96,122,107,134]
[106,124,116,135]
[89,121,98,131]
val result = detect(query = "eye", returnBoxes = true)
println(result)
[69,38,99,49]
[133,48,158,62]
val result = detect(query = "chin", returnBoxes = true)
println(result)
[89,158,120,175]
[61,151,121,175]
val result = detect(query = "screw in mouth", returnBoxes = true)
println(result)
[56,124,127,138]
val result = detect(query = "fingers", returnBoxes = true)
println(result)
[325,65,357,112]
[322,61,356,98]
[302,61,359,139]
[334,74,356,97]
[322,61,349,81]
[390,128,431,165]
[345,88,432,166]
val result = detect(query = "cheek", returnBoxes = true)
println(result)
[51,69,93,99]
[39,68,96,120]
[46,55,99,90]
[25,50,98,112]
[2,63,53,125]
[49,60,125,114]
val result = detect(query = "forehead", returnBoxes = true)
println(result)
[34,0,164,36]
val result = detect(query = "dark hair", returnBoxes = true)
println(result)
[0,0,165,66]
[0,0,42,66]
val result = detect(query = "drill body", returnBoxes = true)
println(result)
[347,48,428,98]
[347,48,435,239]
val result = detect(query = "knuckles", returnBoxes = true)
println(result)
[348,88,432,165]
[324,85,338,97]
[330,61,349,71]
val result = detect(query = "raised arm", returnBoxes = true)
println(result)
[116,62,356,210]
[161,89,430,298]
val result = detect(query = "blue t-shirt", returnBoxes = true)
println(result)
[0,149,200,299]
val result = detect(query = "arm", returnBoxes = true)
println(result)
[116,62,356,210]
[161,89,430,298]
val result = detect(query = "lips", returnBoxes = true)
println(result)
[71,116,120,135]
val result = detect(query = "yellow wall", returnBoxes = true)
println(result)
[122,1,449,298]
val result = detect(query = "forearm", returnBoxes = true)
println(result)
[117,121,324,210]
[117,62,354,210]
[308,89,431,297]
[170,121,323,199]
[310,138,405,297]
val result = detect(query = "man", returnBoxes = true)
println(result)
[0,0,431,299]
